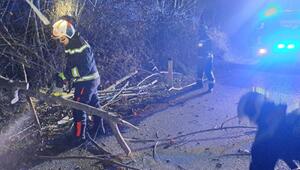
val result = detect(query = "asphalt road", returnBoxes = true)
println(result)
[32,61,300,170]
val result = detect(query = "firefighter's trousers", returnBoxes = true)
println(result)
[72,78,101,139]
[196,55,215,89]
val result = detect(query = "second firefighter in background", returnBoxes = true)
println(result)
[195,25,215,92]
[52,16,101,142]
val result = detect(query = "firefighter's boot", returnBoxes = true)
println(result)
[72,121,87,145]
[195,80,204,89]
[208,82,214,92]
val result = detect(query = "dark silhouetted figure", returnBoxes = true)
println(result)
[238,90,300,170]
[195,25,215,92]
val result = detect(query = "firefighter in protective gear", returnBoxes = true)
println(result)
[195,25,215,92]
[238,89,300,170]
[53,16,101,141]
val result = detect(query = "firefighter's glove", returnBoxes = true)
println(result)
[63,79,73,93]
[55,72,68,88]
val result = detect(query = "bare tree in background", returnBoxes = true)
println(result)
[1,0,228,85]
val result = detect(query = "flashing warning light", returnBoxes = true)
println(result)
[287,44,295,49]
[198,43,203,47]
[258,48,268,55]
[277,44,285,49]
[264,7,278,17]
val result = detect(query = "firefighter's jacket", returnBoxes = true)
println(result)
[196,30,214,72]
[58,33,99,83]
[197,31,213,58]
[250,101,300,169]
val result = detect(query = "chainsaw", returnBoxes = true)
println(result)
[46,78,74,98]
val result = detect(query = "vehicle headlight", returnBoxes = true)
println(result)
[287,44,295,49]
[277,44,285,49]
[258,48,268,55]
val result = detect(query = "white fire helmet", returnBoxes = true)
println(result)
[52,19,75,39]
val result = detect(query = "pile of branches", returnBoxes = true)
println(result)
[0,64,193,169]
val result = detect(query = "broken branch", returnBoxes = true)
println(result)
[125,126,256,143]
[0,75,137,155]
[23,89,137,155]
[0,75,29,90]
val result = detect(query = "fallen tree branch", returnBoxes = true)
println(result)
[102,81,129,108]
[0,75,29,90]
[0,75,137,155]
[9,124,35,140]
[23,90,138,129]
[26,96,42,131]
[153,141,160,162]
[86,132,111,155]
[99,80,158,96]
[218,153,250,157]
[22,64,42,131]
[24,89,137,155]
[109,121,132,156]
[125,126,256,143]
[137,71,182,87]
[137,72,160,87]
[103,70,138,92]
[61,71,140,100]
[220,116,238,128]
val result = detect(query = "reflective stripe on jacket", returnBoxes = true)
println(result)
[61,32,99,83]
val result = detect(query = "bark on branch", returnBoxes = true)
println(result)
[25,90,136,155]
